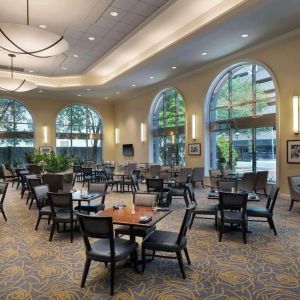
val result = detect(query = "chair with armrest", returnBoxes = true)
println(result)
[287,176,300,211]
[240,172,257,192]
[142,203,195,279]
[27,177,42,209]
[254,171,268,197]
[217,192,248,244]
[146,178,169,206]
[0,182,9,221]
[209,169,222,188]
[33,184,51,230]
[104,167,121,192]
[191,167,205,188]
[172,168,192,188]
[247,185,279,235]
[218,180,237,192]
[115,192,159,239]
[77,213,138,295]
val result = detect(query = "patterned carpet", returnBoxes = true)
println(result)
[1,182,300,299]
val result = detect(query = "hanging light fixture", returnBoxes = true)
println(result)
[0,0,68,58]
[0,54,37,92]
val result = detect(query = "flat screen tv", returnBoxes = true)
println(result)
[123,144,134,156]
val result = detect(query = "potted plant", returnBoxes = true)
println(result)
[24,148,46,174]
[42,151,74,192]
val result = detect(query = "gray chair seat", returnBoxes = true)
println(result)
[218,210,244,223]
[40,206,52,213]
[55,210,78,221]
[142,230,187,252]
[115,225,156,238]
[88,238,138,262]
[246,205,272,217]
[194,204,218,214]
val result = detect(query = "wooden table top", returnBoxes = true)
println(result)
[98,205,173,228]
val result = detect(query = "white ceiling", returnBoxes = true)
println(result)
[1,0,300,102]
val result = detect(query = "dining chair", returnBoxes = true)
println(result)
[0,182,9,221]
[167,179,190,207]
[209,169,222,188]
[217,192,248,244]
[82,167,95,187]
[74,182,108,214]
[187,183,218,229]
[254,171,268,196]
[77,213,138,296]
[33,184,51,230]
[142,203,195,279]
[104,167,121,192]
[115,192,159,239]
[146,178,169,206]
[131,174,140,193]
[172,168,192,187]
[241,172,256,192]
[218,180,237,192]
[287,176,300,211]
[27,177,42,209]
[247,185,279,235]
[48,192,77,243]
[191,167,205,188]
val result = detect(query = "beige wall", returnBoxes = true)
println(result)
[114,31,300,196]
[0,95,116,161]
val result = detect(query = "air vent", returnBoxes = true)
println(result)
[0,65,24,72]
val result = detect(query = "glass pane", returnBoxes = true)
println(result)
[256,65,276,101]
[165,90,176,118]
[256,100,276,115]
[15,123,34,132]
[232,104,253,118]
[210,107,230,122]
[256,127,276,182]
[210,131,229,169]
[212,75,229,108]
[232,65,252,105]
[56,107,71,126]
[0,99,14,122]
[177,94,185,115]
[153,94,164,119]
[14,102,33,124]
[232,129,253,174]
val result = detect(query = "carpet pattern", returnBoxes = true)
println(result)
[1,182,300,299]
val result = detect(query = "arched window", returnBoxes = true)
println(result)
[151,88,186,165]
[56,104,103,163]
[0,98,34,166]
[209,63,276,181]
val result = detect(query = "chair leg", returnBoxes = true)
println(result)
[29,197,35,209]
[70,222,74,243]
[142,247,146,272]
[189,213,195,229]
[219,223,223,242]
[48,215,51,224]
[184,194,189,207]
[264,188,267,197]
[268,217,277,235]
[35,214,41,230]
[289,200,295,211]
[242,223,247,244]
[110,262,115,296]
[49,222,56,241]
[80,258,91,287]
[133,248,138,272]
[184,247,191,265]
[201,180,204,188]
[176,251,186,279]
[152,250,155,260]
[26,192,31,204]
[1,208,7,221]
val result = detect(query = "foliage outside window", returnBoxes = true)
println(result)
[152,89,186,165]
[56,104,102,163]
[209,63,276,181]
[0,98,34,167]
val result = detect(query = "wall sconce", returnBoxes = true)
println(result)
[192,114,197,140]
[115,128,120,144]
[141,122,146,142]
[293,96,299,134]
[43,126,48,144]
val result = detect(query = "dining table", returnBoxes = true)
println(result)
[72,190,104,211]
[207,190,260,201]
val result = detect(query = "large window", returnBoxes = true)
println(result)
[209,63,276,181]
[0,98,34,166]
[152,88,186,165]
[56,104,103,163]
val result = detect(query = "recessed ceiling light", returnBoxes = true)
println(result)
[131,84,136,87]
[88,36,95,41]
[171,66,177,69]
[28,70,34,73]
[105,96,108,100]
[201,52,208,56]
[149,76,154,79]
[38,24,47,29]
[116,91,120,95]
[73,54,79,58]
[77,94,82,97]
[86,88,91,91]
[110,11,118,17]
[38,90,43,93]
[62,67,68,70]
[241,34,249,38]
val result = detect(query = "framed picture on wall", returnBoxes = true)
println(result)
[39,146,52,154]
[287,140,300,163]
[188,143,201,156]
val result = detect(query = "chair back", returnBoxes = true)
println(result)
[131,174,139,192]
[218,192,248,220]
[241,172,256,192]
[176,203,196,245]
[218,181,237,192]
[209,169,222,188]
[104,167,113,180]
[132,169,140,180]
[186,183,197,205]
[48,192,73,217]
[221,168,231,177]
[88,182,108,204]
[0,182,8,204]
[177,168,192,183]
[73,165,82,173]
[33,184,50,209]
[133,192,158,207]
[27,178,42,192]
[15,168,26,179]
[127,163,137,174]
[77,213,114,254]
[287,176,300,200]
[266,185,280,213]
[83,167,93,177]
[1,164,12,176]
[149,165,161,177]
[191,167,204,182]
[254,171,268,190]
[146,178,163,192]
